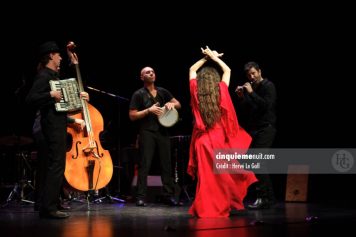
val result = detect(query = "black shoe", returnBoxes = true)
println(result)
[248,198,271,210]
[136,199,147,207]
[39,210,70,219]
[57,204,71,211]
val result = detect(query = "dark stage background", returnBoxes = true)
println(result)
[1,2,355,203]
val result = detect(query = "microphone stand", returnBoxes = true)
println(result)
[86,86,128,203]
[86,86,129,102]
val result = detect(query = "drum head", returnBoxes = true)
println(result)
[158,108,179,127]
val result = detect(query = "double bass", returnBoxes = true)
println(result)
[64,41,113,191]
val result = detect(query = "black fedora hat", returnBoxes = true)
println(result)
[38,41,60,56]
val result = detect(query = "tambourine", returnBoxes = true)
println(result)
[158,107,179,127]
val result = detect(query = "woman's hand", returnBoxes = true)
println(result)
[201,46,224,59]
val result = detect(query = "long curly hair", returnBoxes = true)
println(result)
[197,66,221,128]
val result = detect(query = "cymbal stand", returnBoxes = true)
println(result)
[66,190,87,204]
[92,185,126,204]
[173,146,192,202]
[2,151,35,207]
[171,136,194,202]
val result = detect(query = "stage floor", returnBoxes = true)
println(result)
[1,199,355,237]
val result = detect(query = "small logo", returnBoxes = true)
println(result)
[331,150,354,173]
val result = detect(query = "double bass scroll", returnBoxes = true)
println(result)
[64,41,113,191]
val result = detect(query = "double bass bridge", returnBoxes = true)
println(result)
[82,141,103,158]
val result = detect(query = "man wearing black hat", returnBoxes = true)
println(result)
[26,41,87,219]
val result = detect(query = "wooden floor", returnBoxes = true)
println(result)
[1,197,355,237]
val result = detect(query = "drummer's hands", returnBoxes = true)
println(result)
[164,102,175,110]
[148,102,163,116]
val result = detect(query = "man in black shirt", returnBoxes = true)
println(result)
[26,41,88,218]
[129,66,181,206]
[236,61,277,209]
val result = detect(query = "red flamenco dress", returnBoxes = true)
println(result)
[187,79,257,218]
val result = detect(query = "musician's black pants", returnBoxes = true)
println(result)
[136,129,174,200]
[33,130,67,211]
[33,129,48,210]
[249,125,277,202]
[39,111,67,212]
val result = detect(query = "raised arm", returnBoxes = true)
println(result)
[203,47,231,86]
[189,53,207,80]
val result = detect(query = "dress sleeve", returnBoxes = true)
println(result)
[189,79,206,132]
[188,79,204,179]
[219,81,239,139]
